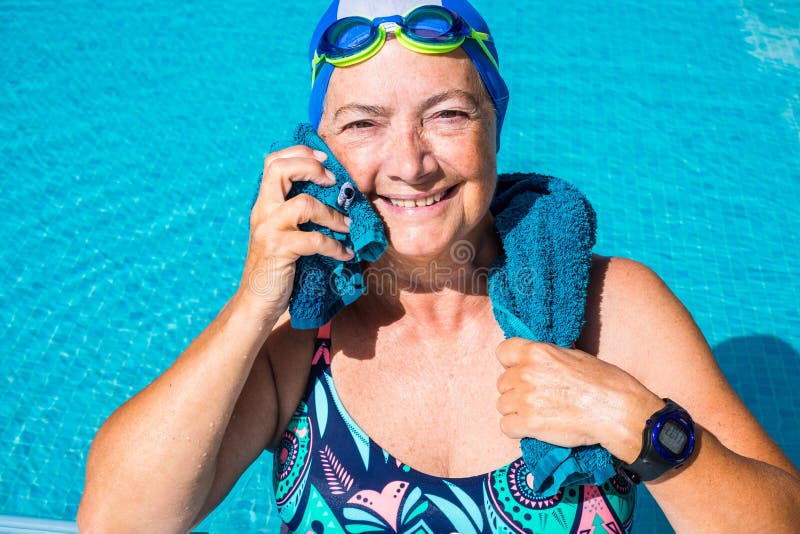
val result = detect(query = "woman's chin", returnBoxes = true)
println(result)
[382,236,457,265]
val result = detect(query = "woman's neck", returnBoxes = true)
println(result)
[357,217,502,330]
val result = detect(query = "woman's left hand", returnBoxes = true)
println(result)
[495,337,664,462]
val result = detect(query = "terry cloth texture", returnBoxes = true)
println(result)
[488,172,615,497]
[269,123,387,329]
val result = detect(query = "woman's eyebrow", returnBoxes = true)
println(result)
[332,90,480,121]
[333,103,388,121]
[420,89,480,111]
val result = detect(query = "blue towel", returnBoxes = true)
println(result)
[268,123,387,329]
[488,172,615,497]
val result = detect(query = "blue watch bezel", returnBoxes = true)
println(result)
[651,411,695,463]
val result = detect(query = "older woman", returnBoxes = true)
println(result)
[78,1,800,532]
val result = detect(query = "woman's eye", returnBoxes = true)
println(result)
[344,120,374,130]
[436,110,468,120]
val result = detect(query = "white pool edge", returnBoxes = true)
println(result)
[0,515,78,534]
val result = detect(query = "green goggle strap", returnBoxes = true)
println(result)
[397,27,496,71]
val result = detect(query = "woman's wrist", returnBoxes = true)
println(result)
[223,288,282,344]
[602,387,666,464]
[232,278,285,321]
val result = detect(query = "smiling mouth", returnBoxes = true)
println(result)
[382,185,456,208]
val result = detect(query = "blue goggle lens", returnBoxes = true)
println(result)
[320,17,376,58]
[404,7,461,41]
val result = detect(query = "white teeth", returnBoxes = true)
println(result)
[389,191,445,208]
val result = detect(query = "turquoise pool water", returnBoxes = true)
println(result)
[1,0,798,532]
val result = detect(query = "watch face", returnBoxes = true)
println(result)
[658,419,689,456]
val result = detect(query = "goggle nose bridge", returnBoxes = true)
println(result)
[370,15,404,33]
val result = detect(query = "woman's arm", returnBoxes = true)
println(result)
[496,256,800,532]
[597,257,800,530]
[77,145,353,533]
[78,295,279,533]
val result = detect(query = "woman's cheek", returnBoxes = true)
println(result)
[432,121,491,151]
[331,143,381,193]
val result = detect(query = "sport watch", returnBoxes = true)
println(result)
[615,398,696,484]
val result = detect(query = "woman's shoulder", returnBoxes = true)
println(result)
[589,254,668,294]
[580,255,700,371]
[585,254,685,322]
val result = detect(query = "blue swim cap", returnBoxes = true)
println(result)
[308,0,509,150]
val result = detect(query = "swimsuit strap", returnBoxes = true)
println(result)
[310,321,332,370]
[316,321,331,341]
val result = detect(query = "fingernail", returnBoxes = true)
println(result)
[312,150,328,162]
[345,247,355,258]
[344,217,352,228]
[325,169,336,183]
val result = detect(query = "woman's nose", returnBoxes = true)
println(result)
[381,123,438,184]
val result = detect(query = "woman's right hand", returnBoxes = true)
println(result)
[237,145,354,319]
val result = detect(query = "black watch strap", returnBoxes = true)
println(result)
[615,398,696,484]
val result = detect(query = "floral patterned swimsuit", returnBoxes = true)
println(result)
[273,323,636,533]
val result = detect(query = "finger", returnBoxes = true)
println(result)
[263,156,336,204]
[496,370,511,394]
[284,230,355,262]
[496,365,531,394]
[263,145,330,182]
[261,145,329,192]
[495,337,534,368]
[259,152,336,205]
[275,194,352,234]
[499,413,529,439]
[264,144,328,169]
[496,390,521,416]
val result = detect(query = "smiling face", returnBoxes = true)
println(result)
[317,39,498,265]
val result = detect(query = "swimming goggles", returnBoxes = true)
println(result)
[311,5,498,86]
